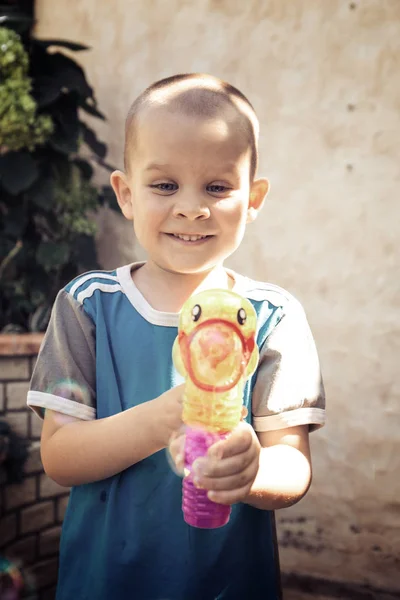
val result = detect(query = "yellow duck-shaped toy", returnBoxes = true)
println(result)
[173,289,259,434]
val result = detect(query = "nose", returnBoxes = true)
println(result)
[172,194,210,221]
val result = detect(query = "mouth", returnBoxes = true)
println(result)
[166,233,213,243]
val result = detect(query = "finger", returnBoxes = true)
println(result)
[167,427,186,475]
[194,462,258,492]
[207,484,252,506]
[169,429,186,456]
[208,426,254,461]
[193,447,256,480]
[169,436,185,461]
[167,448,185,476]
[241,406,248,420]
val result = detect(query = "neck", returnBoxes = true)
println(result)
[132,261,233,313]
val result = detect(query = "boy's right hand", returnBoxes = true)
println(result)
[155,384,185,448]
[168,427,186,475]
[40,383,186,487]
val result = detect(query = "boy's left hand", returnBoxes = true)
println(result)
[191,421,261,505]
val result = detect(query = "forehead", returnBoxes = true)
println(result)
[133,106,251,171]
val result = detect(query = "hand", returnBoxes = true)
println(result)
[192,421,261,505]
[156,384,184,448]
[167,426,186,475]
[167,406,249,477]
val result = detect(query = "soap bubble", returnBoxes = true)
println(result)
[47,379,90,405]
[0,556,36,600]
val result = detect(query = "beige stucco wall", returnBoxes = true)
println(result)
[35,0,400,592]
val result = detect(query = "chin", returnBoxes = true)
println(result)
[157,259,221,276]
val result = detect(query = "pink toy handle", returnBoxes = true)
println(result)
[182,427,231,529]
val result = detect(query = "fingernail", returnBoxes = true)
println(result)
[193,478,203,489]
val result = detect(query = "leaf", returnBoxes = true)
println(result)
[92,155,116,173]
[0,152,38,195]
[78,99,106,121]
[34,39,90,52]
[81,122,107,158]
[0,12,33,34]
[49,95,80,154]
[2,205,27,237]
[33,75,62,107]
[36,241,70,271]
[32,53,94,108]
[98,185,120,212]
[1,323,26,334]
[73,158,94,180]
[27,175,55,209]
[47,53,93,98]
[73,234,99,271]
[28,302,52,332]
[49,130,79,155]
[46,153,72,187]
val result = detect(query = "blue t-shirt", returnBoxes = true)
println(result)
[28,263,325,600]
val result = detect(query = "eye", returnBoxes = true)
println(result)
[192,304,202,322]
[237,308,247,325]
[150,183,178,193]
[207,184,230,194]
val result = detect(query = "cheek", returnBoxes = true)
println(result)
[132,195,167,231]
[215,198,248,230]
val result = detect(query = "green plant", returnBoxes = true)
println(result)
[0,23,117,333]
[0,27,53,151]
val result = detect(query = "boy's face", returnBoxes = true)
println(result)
[112,107,268,276]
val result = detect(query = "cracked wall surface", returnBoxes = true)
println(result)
[35,0,400,591]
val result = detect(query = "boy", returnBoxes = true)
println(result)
[27,73,325,599]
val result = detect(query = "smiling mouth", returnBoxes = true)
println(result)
[167,233,213,242]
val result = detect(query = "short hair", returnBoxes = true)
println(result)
[124,73,259,180]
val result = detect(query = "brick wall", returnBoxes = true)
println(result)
[0,337,69,600]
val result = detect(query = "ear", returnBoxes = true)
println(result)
[247,178,269,223]
[110,170,134,221]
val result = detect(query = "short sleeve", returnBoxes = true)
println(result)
[27,289,96,421]
[251,300,325,432]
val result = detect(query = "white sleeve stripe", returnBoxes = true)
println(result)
[69,272,119,296]
[252,407,325,431]
[27,391,96,421]
[76,282,123,305]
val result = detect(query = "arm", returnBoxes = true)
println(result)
[28,288,183,487]
[191,423,311,510]
[245,425,311,510]
[41,384,183,487]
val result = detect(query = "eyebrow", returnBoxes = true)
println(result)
[144,163,170,172]
[144,162,241,178]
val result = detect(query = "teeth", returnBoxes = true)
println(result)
[173,234,207,241]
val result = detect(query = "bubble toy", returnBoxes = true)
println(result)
[173,289,259,528]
